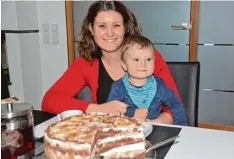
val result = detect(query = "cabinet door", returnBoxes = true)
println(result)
[123,1,191,61]
[198,1,234,126]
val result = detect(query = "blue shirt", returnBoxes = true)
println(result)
[107,76,187,125]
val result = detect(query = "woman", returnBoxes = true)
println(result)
[42,1,181,124]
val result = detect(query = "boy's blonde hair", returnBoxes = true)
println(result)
[121,36,154,61]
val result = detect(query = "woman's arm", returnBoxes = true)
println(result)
[41,57,90,114]
[153,49,182,124]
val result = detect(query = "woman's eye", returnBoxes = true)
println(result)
[133,58,139,62]
[114,24,120,28]
[99,25,105,28]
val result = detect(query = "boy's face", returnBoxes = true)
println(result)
[121,44,155,80]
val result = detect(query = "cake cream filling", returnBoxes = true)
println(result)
[102,126,143,132]
[45,133,91,151]
[97,131,144,145]
[100,142,145,158]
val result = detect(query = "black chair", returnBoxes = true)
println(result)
[167,62,200,127]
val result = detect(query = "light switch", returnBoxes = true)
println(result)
[51,24,59,45]
[42,24,50,44]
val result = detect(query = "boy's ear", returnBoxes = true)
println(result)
[121,60,127,71]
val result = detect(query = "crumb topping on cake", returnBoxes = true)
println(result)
[44,113,145,159]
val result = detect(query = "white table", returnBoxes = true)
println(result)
[33,111,234,159]
[148,123,234,159]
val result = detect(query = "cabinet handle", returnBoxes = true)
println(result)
[171,22,191,30]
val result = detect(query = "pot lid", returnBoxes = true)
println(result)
[1,102,33,118]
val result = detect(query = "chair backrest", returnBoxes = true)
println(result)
[167,62,200,127]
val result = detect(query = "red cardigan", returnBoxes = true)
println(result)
[42,49,180,119]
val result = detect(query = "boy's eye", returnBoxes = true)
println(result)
[147,58,152,61]
[133,58,139,62]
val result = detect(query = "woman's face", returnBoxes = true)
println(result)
[89,11,125,54]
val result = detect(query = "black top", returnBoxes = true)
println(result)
[97,59,114,104]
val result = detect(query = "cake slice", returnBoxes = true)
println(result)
[92,129,145,159]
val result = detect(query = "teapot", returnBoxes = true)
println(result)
[1,102,35,159]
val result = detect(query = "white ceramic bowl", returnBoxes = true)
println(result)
[57,110,83,120]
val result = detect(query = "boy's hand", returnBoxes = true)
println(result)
[133,108,148,121]
[86,100,128,116]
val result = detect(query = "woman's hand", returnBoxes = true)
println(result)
[86,100,128,116]
[132,108,148,122]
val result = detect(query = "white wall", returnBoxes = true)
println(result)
[1,1,68,109]
[37,1,68,96]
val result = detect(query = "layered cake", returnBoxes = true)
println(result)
[44,113,146,159]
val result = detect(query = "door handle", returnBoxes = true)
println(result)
[171,22,191,30]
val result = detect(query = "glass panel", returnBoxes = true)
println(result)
[155,45,189,62]
[198,1,234,44]
[199,90,234,126]
[123,1,191,43]
[198,46,234,90]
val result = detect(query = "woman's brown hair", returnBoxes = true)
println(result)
[77,1,142,62]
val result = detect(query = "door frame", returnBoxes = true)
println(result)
[65,1,75,66]
[65,1,199,65]
[189,1,199,61]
